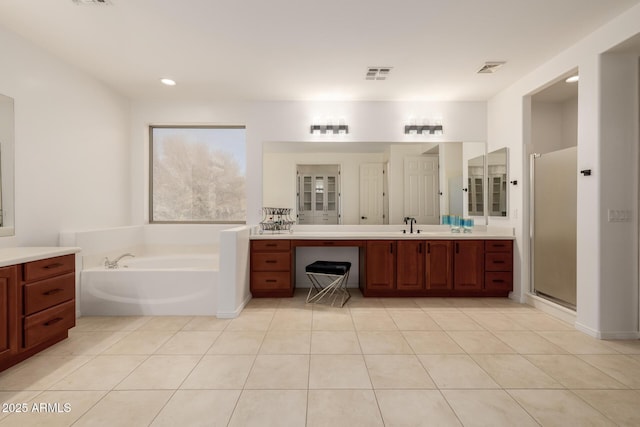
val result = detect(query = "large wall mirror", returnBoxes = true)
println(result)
[263,141,486,225]
[0,94,14,236]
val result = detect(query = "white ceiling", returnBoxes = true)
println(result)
[0,0,638,102]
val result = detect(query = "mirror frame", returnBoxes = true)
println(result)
[0,93,15,236]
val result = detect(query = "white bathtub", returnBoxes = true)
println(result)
[80,254,218,316]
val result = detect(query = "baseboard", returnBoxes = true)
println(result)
[525,293,577,325]
[216,293,252,319]
[575,322,640,340]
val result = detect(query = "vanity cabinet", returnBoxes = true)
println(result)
[425,241,453,290]
[396,240,424,291]
[1,253,77,373]
[484,240,513,291]
[0,266,18,364]
[453,240,484,290]
[250,240,294,297]
[365,240,396,290]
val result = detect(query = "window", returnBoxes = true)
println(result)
[150,125,246,223]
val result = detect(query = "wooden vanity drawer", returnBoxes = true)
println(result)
[23,255,75,283]
[485,252,513,271]
[23,300,75,348]
[485,272,513,291]
[24,273,75,316]
[251,252,291,271]
[252,240,290,251]
[485,240,512,253]
[251,272,291,290]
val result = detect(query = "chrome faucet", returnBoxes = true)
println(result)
[104,253,135,269]
[403,217,417,234]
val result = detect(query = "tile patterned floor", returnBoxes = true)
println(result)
[1,290,640,426]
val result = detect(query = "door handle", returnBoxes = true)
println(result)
[361,216,367,220]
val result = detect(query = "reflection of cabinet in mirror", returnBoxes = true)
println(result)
[467,154,485,217]
[297,165,340,224]
[487,147,508,217]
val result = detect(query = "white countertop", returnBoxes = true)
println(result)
[250,225,514,240]
[0,247,80,268]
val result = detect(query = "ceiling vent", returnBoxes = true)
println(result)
[366,67,393,80]
[72,0,112,5]
[477,61,506,74]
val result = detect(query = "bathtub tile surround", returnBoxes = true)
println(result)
[1,291,639,426]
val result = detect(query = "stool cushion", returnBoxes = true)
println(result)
[306,261,351,275]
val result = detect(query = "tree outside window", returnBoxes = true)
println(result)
[150,126,246,223]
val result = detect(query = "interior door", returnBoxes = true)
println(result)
[404,155,440,224]
[531,147,577,308]
[360,163,384,224]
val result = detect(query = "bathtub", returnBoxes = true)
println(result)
[80,254,218,316]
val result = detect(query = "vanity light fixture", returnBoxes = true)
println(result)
[565,75,579,83]
[160,78,176,86]
[310,124,349,135]
[404,120,443,135]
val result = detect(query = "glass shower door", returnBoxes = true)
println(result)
[531,146,577,308]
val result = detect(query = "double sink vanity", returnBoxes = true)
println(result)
[250,226,514,299]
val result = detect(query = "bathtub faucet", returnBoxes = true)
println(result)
[104,253,135,269]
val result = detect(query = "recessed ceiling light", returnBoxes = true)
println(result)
[160,78,176,86]
[565,75,579,83]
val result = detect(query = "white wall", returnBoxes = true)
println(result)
[488,3,640,337]
[0,26,131,247]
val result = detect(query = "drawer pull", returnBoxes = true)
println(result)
[418,243,422,254]
[492,279,505,283]
[43,262,64,270]
[44,317,64,327]
[493,261,505,264]
[493,244,505,247]
[265,260,277,264]
[266,279,277,283]
[427,243,431,254]
[43,288,64,296]
[266,243,277,247]
[322,241,335,245]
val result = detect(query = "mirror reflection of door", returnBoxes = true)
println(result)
[359,163,384,224]
[403,155,440,224]
[296,164,340,224]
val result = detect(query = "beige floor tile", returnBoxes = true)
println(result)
[579,354,640,388]
[37,331,130,356]
[387,309,441,330]
[181,316,231,331]
[600,339,640,354]
[538,331,620,354]
[351,310,398,331]
[0,356,91,391]
[151,390,241,427]
[0,390,106,427]
[481,298,529,310]
[207,331,265,355]
[228,390,307,427]
[244,297,280,310]
[443,297,490,309]
[429,311,484,330]
[225,311,274,331]
[471,354,562,388]
[402,331,465,354]
[418,355,499,389]
[73,390,172,427]
[504,313,573,331]
[379,298,421,309]
[573,389,640,427]
[245,355,309,389]
[365,355,435,389]
[413,298,458,311]
[115,355,200,389]
[259,330,311,354]
[181,355,254,389]
[307,389,383,427]
[102,331,174,355]
[0,391,42,421]
[74,316,150,332]
[137,316,193,331]
[155,331,221,354]
[491,331,567,354]
[525,355,626,389]
[309,355,371,389]
[50,355,146,390]
[443,389,539,427]
[357,331,414,354]
[448,331,516,354]
[269,310,313,330]
[509,389,617,427]
[311,331,361,354]
[312,308,354,330]
[375,389,462,426]
[346,297,385,309]
[465,312,528,331]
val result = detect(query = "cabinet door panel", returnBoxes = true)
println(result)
[0,266,18,362]
[397,241,424,291]
[453,240,484,290]
[426,241,453,290]
[366,241,395,290]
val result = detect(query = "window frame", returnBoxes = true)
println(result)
[148,124,247,224]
